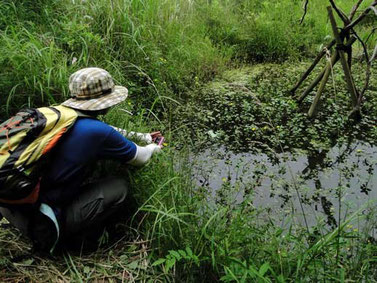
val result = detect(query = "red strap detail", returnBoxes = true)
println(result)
[0,179,40,205]
[0,115,33,151]
[42,127,67,155]
[0,117,22,134]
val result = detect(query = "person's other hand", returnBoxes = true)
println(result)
[146,143,162,153]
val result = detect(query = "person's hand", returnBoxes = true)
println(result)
[146,143,162,153]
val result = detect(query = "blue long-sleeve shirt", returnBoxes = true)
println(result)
[39,118,137,205]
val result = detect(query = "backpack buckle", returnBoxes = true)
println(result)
[16,165,25,173]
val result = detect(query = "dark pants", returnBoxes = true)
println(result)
[0,177,129,243]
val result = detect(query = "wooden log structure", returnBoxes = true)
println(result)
[291,0,377,118]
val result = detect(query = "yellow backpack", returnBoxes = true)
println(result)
[0,105,78,205]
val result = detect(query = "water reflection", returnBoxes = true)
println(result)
[192,141,377,228]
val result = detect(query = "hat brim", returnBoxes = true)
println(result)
[61,86,128,111]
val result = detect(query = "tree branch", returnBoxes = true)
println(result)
[344,1,377,32]
[370,39,377,63]
[365,27,377,44]
[351,30,370,103]
[328,6,359,107]
[349,0,365,20]
[290,42,335,94]
[329,0,350,24]
[300,0,309,24]
[364,6,377,62]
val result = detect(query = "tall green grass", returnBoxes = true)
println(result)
[1,100,376,281]
[1,0,375,118]
[115,138,377,281]
[1,0,377,281]
[0,0,227,118]
[103,102,377,281]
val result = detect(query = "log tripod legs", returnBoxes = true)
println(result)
[291,5,362,118]
[301,37,356,117]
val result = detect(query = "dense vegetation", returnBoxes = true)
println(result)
[1,0,374,119]
[1,0,376,281]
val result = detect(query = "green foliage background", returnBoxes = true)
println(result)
[1,0,377,282]
[1,0,374,118]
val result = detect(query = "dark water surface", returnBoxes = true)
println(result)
[192,141,377,229]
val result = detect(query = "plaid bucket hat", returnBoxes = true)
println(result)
[61,67,128,111]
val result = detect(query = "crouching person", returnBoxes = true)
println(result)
[0,67,162,253]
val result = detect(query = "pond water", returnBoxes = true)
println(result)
[181,63,377,233]
[191,141,377,229]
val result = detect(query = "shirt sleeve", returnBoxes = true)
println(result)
[110,126,153,144]
[98,126,137,162]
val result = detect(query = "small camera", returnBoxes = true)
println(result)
[154,136,165,146]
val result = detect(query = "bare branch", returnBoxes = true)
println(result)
[349,0,365,20]
[290,43,333,94]
[352,30,369,62]
[351,30,370,102]
[296,37,355,103]
[365,6,377,62]
[298,52,339,103]
[365,27,377,44]
[370,41,377,63]
[368,5,377,22]
[344,1,377,32]
[300,0,309,24]
[328,6,359,107]
[329,0,350,24]
[347,36,353,69]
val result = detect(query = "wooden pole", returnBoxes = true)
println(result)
[291,1,377,96]
[290,40,335,94]
[308,52,335,118]
[329,0,349,24]
[343,1,377,33]
[297,36,355,103]
[349,0,365,20]
[328,6,359,107]
[298,52,339,103]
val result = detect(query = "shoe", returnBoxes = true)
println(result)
[30,204,59,254]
